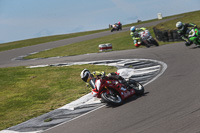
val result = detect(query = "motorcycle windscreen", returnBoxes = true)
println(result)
[89,78,96,89]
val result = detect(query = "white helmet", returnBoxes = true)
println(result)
[130,26,136,32]
[176,21,183,29]
[80,69,90,82]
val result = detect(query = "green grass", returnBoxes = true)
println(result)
[155,10,200,30]
[24,25,172,59]
[0,64,117,130]
[24,30,133,59]
[0,29,109,52]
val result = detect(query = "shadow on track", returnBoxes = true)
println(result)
[190,46,200,49]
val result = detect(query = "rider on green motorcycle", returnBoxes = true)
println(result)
[130,26,146,47]
[176,21,200,46]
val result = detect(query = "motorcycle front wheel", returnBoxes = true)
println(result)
[129,80,144,95]
[101,89,123,106]
[151,38,159,46]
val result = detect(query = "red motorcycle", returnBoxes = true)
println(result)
[91,76,144,106]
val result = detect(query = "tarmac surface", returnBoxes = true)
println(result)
[1,17,200,133]
[3,59,167,133]
[42,42,200,133]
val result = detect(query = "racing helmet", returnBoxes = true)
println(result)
[80,69,91,82]
[118,22,121,25]
[176,21,183,29]
[130,26,136,32]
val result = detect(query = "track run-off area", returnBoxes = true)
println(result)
[1,18,200,133]
[2,59,167,133]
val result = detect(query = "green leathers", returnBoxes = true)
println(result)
[176,21,200,46]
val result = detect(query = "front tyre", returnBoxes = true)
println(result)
[101,89,123,106]
[152,38,159,46]
[141,40,150,48]
[129,80,144,95]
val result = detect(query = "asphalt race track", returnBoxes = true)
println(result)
[1,18,200,133]
[42,42,200,133]
[3,59,167,133]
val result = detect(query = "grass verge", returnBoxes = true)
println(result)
[155,10,200,30]
[24,25,174,59]
[0,29,109,52]
[0,64,117,130]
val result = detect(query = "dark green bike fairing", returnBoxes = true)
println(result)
[189,28,200,45]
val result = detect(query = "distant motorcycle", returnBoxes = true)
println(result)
[135,30,159,48]
[91,76,144,106]
[111,24,122,32]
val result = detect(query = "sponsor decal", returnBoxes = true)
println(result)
[107,81,111,84]
[120,87,127,91]
[124,91,131,98]
[112,81,118,84]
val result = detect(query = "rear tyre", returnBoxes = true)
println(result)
[101,89,123,106]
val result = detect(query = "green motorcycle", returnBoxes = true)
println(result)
[187,28,200,46]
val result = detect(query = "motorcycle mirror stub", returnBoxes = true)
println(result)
[120,87,126,91]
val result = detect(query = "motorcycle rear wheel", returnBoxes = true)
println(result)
[101,89,123,106]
